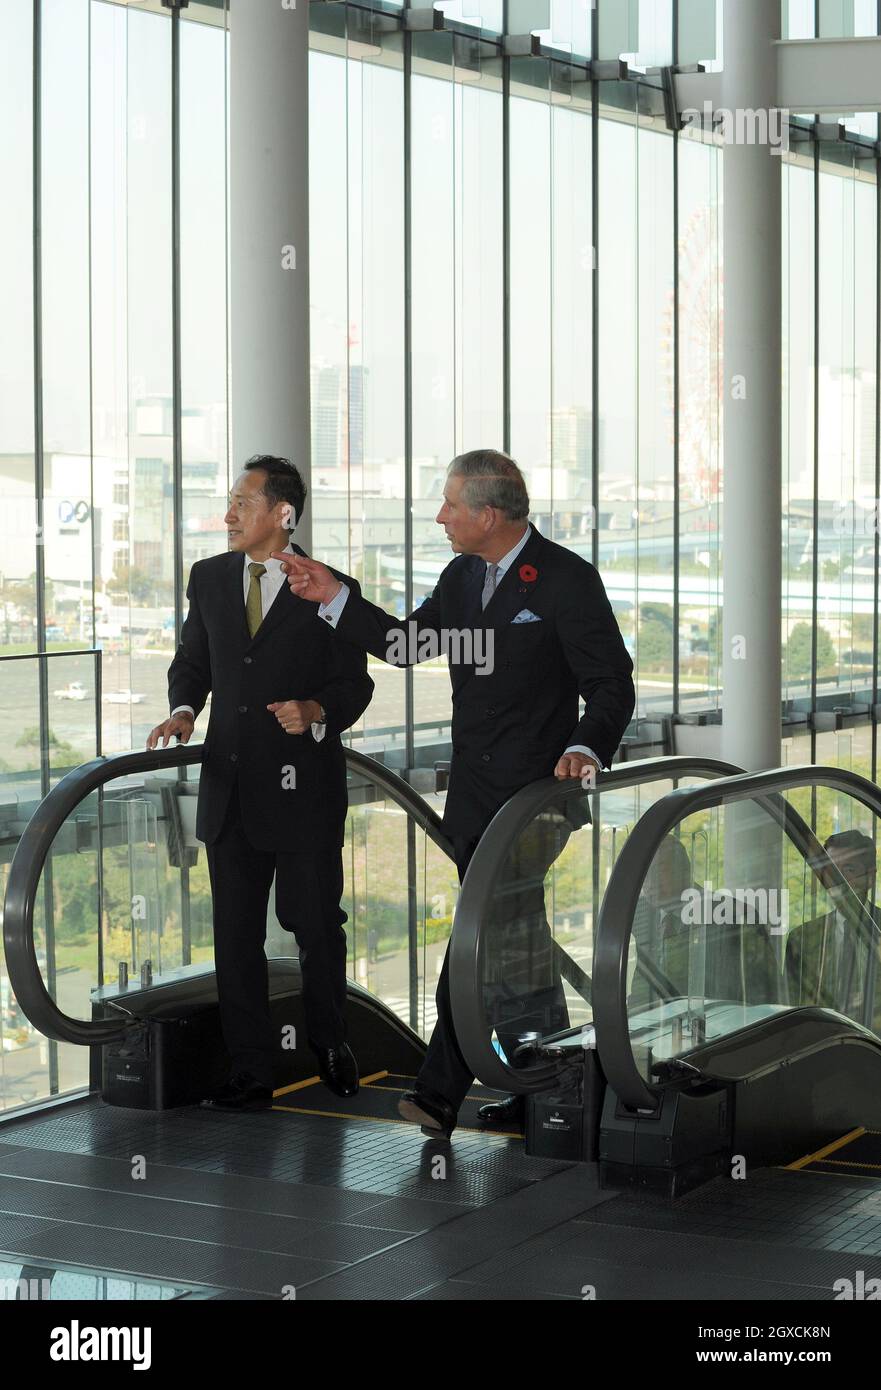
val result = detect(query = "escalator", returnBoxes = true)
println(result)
[2,744,446,1109]
[450,761,881,1196]
[2,749,737,1127]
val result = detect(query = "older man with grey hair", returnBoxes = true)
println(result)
[273,448,635,1137]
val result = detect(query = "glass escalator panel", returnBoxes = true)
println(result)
[614,775,881,1096]
[459,763,739,1089]
[36,762,210,1030]
[3,745,456,1110]
[482,791,590,1074]
[342,763,456,1037]
[626,799,791,1081]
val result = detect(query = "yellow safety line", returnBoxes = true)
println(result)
[361,1073,495,1102]
[787,1165,881,1183]
[272,1076,321,1097]
[365,1083,489,1102]
[272,1069,388,1099]
[271,1102,523,1138]
[820,1157,881,1172]
[365,1084,425,1094]
[273,1104,414,1125]
[786,1126,866,1171]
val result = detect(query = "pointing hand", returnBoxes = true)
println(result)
[270,553,342,606]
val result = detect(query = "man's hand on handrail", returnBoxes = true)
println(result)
[146,712,195,750]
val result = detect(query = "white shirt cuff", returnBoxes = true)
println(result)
[171,706,195,718]
[317,582,350,628]
[565,745,604,769]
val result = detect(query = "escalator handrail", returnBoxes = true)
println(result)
[449,756,748,1095]
[592,762,881,1113]
[345,747,452,854]
[3,743,454,1048]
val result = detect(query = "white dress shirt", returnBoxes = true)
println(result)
[318,525,603,770]
[172,541,326,741]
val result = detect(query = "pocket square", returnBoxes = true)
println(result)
[512,610,542,625]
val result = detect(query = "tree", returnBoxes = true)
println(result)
[785,622,836,679]
[850,613,875,647]
[109,564,156,604]
[640,602,674,632]
[639,618,673,669]
[16,727,79,764]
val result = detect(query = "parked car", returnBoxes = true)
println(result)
[102,689,147,705]
[53,681,87,701]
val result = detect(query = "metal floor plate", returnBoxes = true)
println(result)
[0,1095,579,1299]
[2,1096,881,1299]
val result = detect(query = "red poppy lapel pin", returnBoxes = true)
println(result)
[518,563,538,593]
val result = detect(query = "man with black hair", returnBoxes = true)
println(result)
[786,829,881,1030]
[148,456,374,1109]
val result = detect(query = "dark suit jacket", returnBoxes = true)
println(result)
[630,892,782,1012]
[785,905,881,1028]
[168,547,374,851]
[331,526,635,841]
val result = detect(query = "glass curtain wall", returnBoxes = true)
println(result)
[310,2,724,757]
[785,0,880,38]
[783,139,879,776]
[0,0,230,1111]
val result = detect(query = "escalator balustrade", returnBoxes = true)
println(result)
[3,744,450,1110]
[450,761,881,1195]
[447,757,746,1160]
[596,766,881,1193]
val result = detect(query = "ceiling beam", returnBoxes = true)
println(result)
[676,36,881,118]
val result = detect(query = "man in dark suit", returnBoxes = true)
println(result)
[629,835,782,1017]
[147,456,374,1110]
[629,836,695,1013]
[272,449,635,1137]
[786,830,881,1033]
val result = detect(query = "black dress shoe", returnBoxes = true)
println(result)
[477,1093,525,1130]
[200,1071,273,1112]
[313,1043,359,1098]
[398,1088,456,1139]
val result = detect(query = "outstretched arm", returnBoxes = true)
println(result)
[272,552,443,666]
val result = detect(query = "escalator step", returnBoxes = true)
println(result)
[270,1071,522,1137]
[788,1127,881,1177]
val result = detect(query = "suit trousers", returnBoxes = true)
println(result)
[416,830,570,1113]
[205,779,348,1087]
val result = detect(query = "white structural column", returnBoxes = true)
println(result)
[229,0,312,550]
[720,0,783,772]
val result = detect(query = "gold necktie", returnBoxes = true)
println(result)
[246,562,266,638]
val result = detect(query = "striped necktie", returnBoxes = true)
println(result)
[246,562,266,637]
